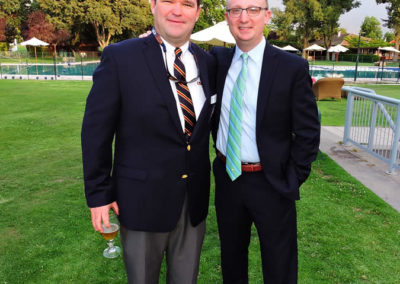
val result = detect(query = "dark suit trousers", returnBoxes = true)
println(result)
[213,157,298,284]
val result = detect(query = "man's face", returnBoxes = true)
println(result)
[151,0,200,47]
[225,0,271,51]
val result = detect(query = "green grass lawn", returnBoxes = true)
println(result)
[1,81,400,283]
[317,84,400,126]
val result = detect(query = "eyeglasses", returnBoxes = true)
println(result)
[162,51,200,85]
[226,6,268,18]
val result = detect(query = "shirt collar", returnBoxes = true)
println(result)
[233,37,266,66]
[161,36,190,56]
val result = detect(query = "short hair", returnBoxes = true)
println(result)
[226,0,268,9]
[154,0,201,8]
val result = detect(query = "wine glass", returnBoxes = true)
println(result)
[100,211,121,258]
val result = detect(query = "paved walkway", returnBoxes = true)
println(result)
[320,126,400,213]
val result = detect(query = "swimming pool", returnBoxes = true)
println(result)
[0,62,100,77]
[1,62,400,81]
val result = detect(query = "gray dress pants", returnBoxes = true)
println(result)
[120,198,206,284]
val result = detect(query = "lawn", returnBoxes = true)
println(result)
[317,83,400,126]
[1,80,400,283]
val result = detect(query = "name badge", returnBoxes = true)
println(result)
[210,94,217,104]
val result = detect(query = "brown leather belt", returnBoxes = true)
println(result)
[217,151,262,172]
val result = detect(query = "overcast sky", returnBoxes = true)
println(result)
[268,0,390,35]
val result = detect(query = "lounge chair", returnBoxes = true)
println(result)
[312,77,344,101]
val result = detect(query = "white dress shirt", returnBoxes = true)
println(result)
[216,38,266,163]
[160,38,206,132]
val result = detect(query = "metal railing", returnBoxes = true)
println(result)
[343,86,400,174]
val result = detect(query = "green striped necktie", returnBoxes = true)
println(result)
[226,53,248,181]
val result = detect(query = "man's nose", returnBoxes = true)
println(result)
[239,9,250,21]
[171,3,183,15]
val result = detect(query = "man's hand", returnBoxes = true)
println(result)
[90,201,119,233]
[138,30,151,38]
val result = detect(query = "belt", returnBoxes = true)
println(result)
[217,151,262,172]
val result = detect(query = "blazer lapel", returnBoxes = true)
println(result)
[142,35,185,139]
[214,47,235,134]
[256,41,279,137]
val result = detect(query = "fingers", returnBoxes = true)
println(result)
[90,204,112,233]
[111,201,119,216]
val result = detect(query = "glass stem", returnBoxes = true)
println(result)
[107,239,115,248]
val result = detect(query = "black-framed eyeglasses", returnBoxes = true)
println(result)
[226,6,268,18]
[162,50,200,85]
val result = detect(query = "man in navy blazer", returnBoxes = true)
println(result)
[81,0,215,282]
[211,0,320,283]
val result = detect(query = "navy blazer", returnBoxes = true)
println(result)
[82,35,216,232]
[211,41,320,200]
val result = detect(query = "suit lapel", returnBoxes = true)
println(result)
[142,35,184,139]
[215,47,235,133]
[256,42,279,137]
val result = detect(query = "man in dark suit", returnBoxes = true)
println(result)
[211,0,320,283]
[81,0,215,282]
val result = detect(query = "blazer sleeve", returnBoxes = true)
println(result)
[81,46,121,208]
[289,60,321,186]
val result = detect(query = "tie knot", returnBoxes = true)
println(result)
[241,53,248,64]
[175,47,182,58]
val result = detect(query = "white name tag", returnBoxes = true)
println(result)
[210,94,217,104]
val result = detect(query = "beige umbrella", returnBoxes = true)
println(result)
[328,44,349,61]
[191,21,235,46]
[20,37,49,62]
[282,45,299,52]
[304,44,326,60]
[20,37,49,74]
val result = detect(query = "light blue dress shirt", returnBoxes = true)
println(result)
[216,38,266,163]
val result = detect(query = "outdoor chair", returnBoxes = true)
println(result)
[312,77,344,101]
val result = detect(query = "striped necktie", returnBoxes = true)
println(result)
[174,47,196,138]
[226,53,248,181]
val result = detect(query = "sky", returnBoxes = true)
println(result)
[268,0,390,35]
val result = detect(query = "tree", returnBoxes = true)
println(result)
[0,0,34,42]
[376,0,400,59]
[194,0,225,32]
[361,16,383,39]
[24,10,71,54]
[281,0,324,57]
[384,31,394,42]
[80,0,152,49]
[318,0,360,59]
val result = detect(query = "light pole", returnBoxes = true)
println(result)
[353,32,363,82]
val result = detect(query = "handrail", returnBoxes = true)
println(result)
[343,86,400,174]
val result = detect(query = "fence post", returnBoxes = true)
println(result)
[368,101,378,151]
[388,106,400,174]
[343,90,354,145]
[53,55,57,80]
[0,62,2,79]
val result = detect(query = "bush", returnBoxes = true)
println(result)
[0,42,9,51]
[338,53,379,63]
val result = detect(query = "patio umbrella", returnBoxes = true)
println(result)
[191,21,235,46]
[304,44,326,60]
[20,37,49,63]
[328,44,348,53]
[282,45,299,52]
[328,44,348,61]
[378,46,400,53]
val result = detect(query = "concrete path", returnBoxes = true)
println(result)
[320,126,400,213]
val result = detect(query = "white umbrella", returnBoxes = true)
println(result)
[273,44,283,49]
[378,46,400,53]
[327,44,348,53]
[328,44,348,62]
[282,45,299,52]
[20,37,49,68]
[304,44,326,51]
[191,21,235,46]
[304,44,326,60]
